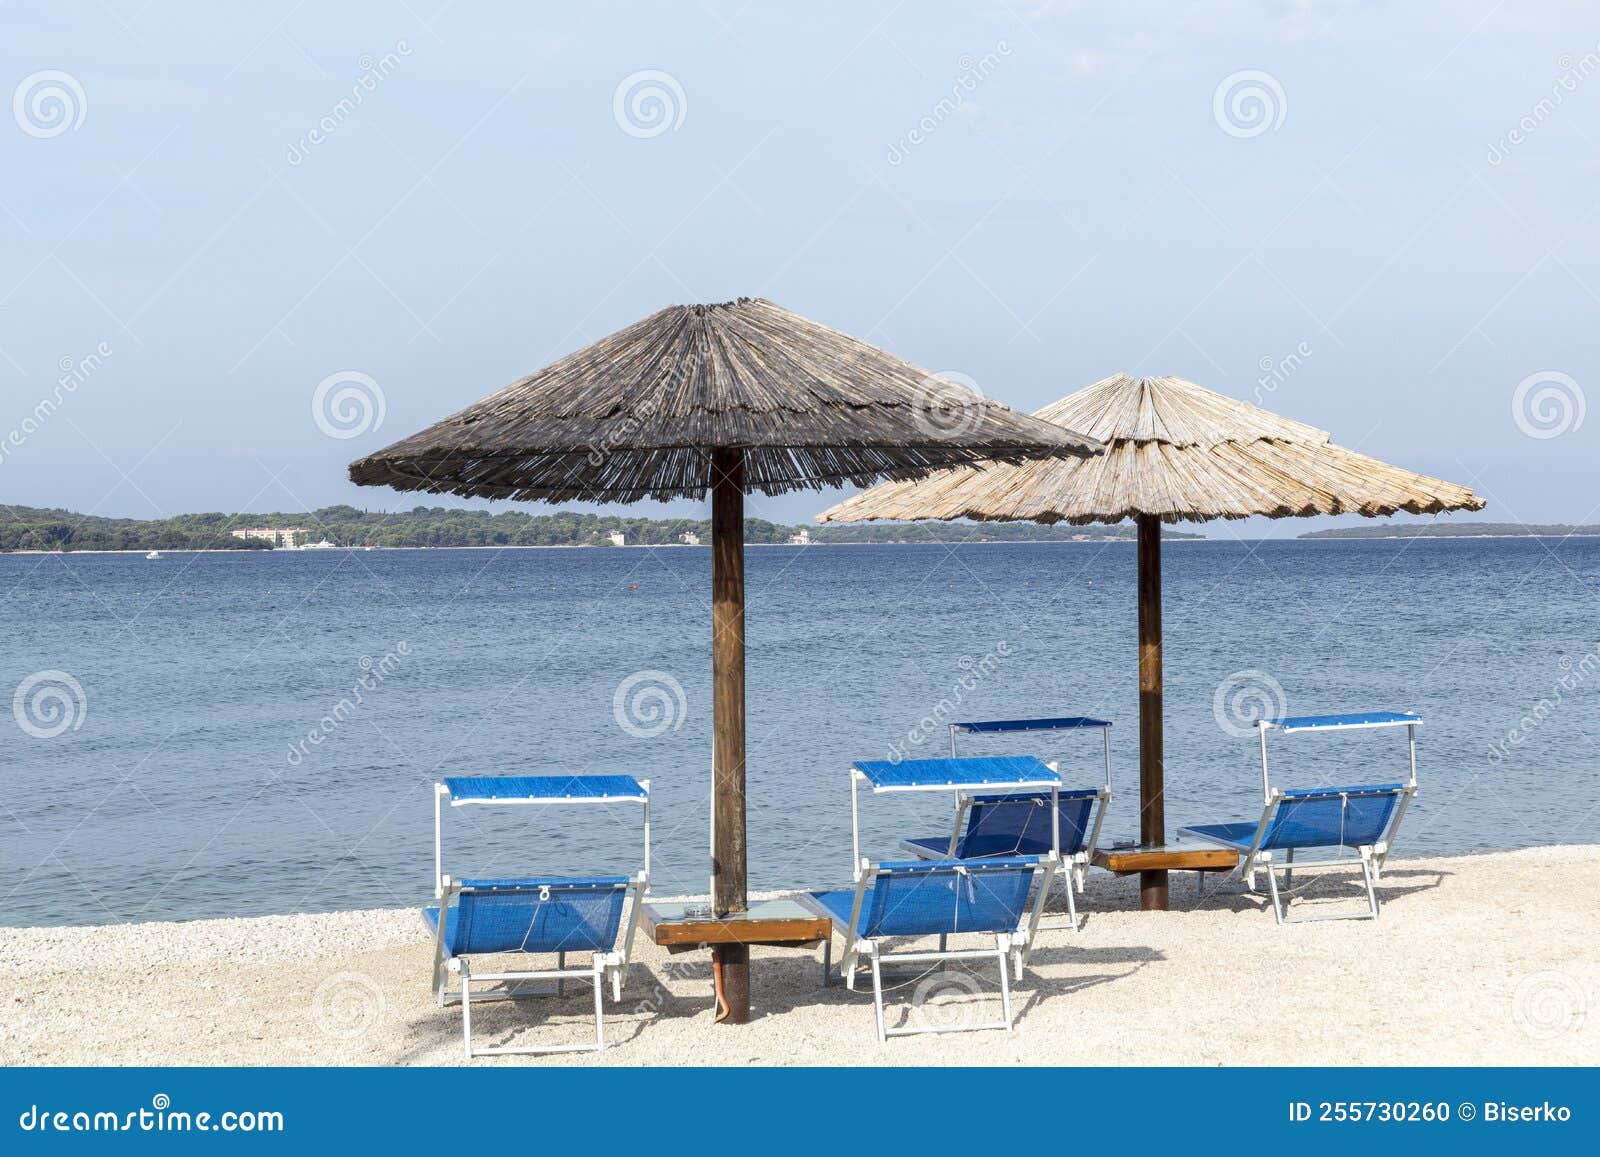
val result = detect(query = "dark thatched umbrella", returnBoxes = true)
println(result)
[820,373,1484,910]
[350,297,1101,1021]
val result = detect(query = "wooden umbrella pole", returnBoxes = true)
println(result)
[1136,513,1168,911]
[709,447,750,1023]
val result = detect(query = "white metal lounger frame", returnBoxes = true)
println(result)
[431,777,650,1056]
[431,872,646,1057]
[817,856,1058,1043]
[851,759,1062,969]
[946,717,1112,928]
[1190,715,1420,924]
[434,779,651,900]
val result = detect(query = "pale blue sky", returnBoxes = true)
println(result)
[2,1,1596,535]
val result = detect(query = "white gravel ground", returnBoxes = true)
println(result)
[1,846,1594,1066]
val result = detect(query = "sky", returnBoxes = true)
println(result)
[1,1,1597,537]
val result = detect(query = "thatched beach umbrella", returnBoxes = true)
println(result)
[819,373,1484,910]
[349,297,1100,1020]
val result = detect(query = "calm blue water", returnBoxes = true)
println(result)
[3,538,1596,926]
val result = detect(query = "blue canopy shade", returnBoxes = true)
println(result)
[1265,711,1422,733]
[852,754,1060,791]
[442,775,648,803]
[952,716,1111,734]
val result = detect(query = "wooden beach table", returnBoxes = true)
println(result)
[639,898,830,1022]
[1092,840,1240,878]
[640,898,830,953]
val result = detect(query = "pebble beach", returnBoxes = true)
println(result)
[3,846,1593,1067]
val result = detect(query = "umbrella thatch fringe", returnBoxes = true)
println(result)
[349,298,1101,502]
[818,374,1484,525]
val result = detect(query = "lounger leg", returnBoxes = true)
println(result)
[445,960,617,1058]
[593,957,606,1052]
[938,934,947,954]
[823,940,855,989]
[1265,864,1287,924]
[996,938,1013,1031]
[869,946,887,1044]
[1064,878,1079,933]
[1361,852,1380,919]
[1284,847,1295,890]
[557,951,566,999]
[611,967,622,1003]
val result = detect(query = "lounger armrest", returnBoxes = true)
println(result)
[1078,785,1111,873]
[615,870,648,968]
[875,855,1043,873]
[456,875,632,891]
[1279,782,1405,800]
[430,879,460,993]
[1021,855,1058,944]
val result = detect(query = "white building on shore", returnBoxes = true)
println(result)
[607,531,626,547]
[680,531,700,546]
[788,529,811,545]
[230,526,313,548]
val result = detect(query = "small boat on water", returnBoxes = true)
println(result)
[145,550,161,559]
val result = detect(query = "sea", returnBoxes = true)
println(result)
[3,537,1595,926]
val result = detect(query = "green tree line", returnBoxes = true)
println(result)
[1,503,1188,552]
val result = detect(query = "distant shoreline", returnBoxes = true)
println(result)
[2,502,1192,553]
[1300,532,1600,541]
[11,532,1597,556]
[1303,522,1600,540]
[3,538,1159,555]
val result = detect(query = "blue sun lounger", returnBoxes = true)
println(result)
[426,775,649,1056]
[1181,712,1421,924]
[808,755,1060,1041]
[899,717,1111,931]
[804,856,1056,1042]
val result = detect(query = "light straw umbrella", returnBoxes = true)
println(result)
[348,298,1101,1021]
[818,373,1484,911]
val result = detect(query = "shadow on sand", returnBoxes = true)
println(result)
[394,864,1452,1055]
